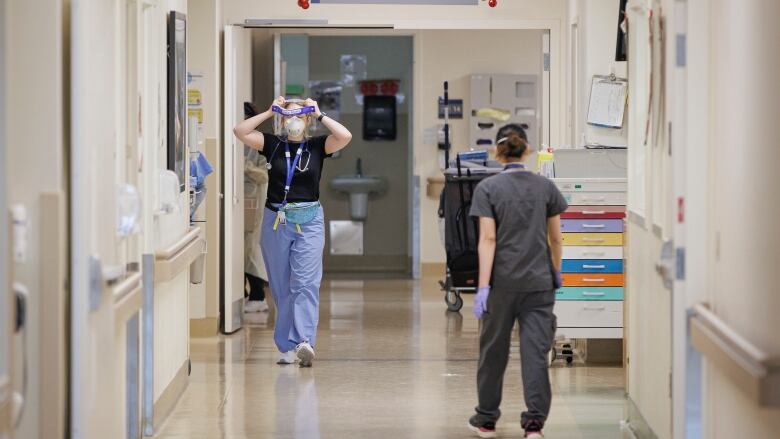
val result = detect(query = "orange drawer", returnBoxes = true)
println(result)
[562,273,624,287]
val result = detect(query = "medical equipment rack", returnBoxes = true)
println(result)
[439,158,500,312]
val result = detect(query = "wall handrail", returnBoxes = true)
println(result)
[153,229,204,283]
[690,303,780,406]
[112,272,142,303]
[154,228,200,260]
[112,272,143,320]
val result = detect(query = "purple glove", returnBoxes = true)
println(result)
[474,286,491,319]
[553,271,563,289]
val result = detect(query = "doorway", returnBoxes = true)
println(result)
[268,34,415,275]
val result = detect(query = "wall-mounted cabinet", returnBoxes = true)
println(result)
[470,73,540,150]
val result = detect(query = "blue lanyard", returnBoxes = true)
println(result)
[504,163,525,172]
[282,141,306,206]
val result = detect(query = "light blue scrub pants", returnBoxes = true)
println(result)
[261,207,325,353]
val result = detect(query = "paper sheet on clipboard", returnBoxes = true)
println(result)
[587,76,628,129]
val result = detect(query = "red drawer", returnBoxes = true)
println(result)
[561,205,626,219]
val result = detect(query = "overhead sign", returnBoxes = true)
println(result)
[312,0,478,5]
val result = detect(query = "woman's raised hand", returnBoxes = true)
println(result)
[304,98,321,118]
[269,96,285,112]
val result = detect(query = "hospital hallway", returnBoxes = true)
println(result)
[155,277,627,439]
[4,1,780,438]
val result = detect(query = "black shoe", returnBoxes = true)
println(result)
[468,415,497,438]
[523,419,544,438]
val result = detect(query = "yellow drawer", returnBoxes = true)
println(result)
[563,233,623,246]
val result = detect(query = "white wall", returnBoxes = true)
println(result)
[188,0,222,322]
[705,0,780,436]
[572,0,628,148]
[415,29,544,262]
[151,0,190,405]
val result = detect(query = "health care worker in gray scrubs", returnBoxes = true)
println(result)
[233,96,352,367]
[467,128,567,439]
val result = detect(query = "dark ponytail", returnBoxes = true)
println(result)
[496,132,528,159]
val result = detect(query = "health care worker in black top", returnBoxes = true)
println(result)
[233,96,352,367]
[467,128,568,439]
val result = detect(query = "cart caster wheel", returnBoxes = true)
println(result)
[445,291,463,312]
[566,355,574,365]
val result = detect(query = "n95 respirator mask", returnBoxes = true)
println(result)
[284,117,306,138]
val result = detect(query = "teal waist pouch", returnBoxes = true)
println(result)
[273,202,320,225]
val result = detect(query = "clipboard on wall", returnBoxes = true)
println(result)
[586,74,628,129]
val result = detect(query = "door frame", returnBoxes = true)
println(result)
[228,19,563,278]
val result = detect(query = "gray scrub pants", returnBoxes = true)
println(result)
[474,289,557,427]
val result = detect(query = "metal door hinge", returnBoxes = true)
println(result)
[89,255,104,311]
[676,247,685,280]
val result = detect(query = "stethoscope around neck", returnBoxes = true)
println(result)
[265,137,310,172]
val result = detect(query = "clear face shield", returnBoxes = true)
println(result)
[272,99,316,139]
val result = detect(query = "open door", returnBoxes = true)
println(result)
[71,2,150,438]
[625,2,675,436]
[221,25,252,334]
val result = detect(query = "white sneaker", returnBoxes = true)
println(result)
[277,351,297,365]
[295,342,315,367]
[244,300,269,313]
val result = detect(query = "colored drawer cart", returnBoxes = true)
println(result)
[562,233,623,246]
[552,177,626,342]
[562,273,624,287]
[562,246,624,260]
[561,219,624,233]
[562,259,623,273]
[556,287,624,301]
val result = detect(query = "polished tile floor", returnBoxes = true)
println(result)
[156,277,628,438]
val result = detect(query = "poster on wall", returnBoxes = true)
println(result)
[187,70,205,148]
[340,55,367,87]
[168,11,187,192]
[309,81,342,129]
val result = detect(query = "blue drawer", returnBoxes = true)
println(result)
[562,259,623,273]
[555,287,624,301]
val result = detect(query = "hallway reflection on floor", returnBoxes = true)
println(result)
[156,277,628,438]
[275,371,320,439]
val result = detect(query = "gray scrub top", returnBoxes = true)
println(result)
[469,170,568,293]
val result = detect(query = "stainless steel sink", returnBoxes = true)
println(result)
[330,159,387,221]
[330,175,386,194]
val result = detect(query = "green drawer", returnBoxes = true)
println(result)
[555,287,624,301]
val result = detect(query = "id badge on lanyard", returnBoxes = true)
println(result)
[274,141,306,229]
